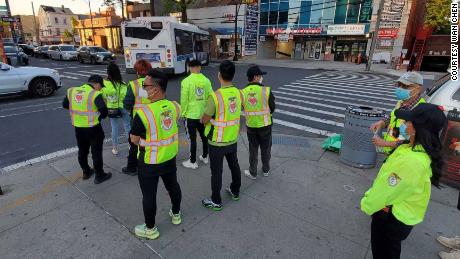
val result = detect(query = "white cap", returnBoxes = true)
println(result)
[396,72,423,86]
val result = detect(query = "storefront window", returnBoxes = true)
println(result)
[334,0,347,24]
[346,0,360,23]
[322,0,335,24]
[310,0,323,24]
[299,1,312,25]
[260,11,269,25]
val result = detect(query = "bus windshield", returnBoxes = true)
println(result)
[125,26,161,40]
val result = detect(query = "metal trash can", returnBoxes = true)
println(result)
[340,106,385,169]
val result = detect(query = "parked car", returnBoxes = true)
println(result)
[4,46,29,66]
[34,45,50,58]
[18,44,34,56]
[0,62,61,97]
[48,45,77,61]
[425,73,459,112]
[77,46,116,64]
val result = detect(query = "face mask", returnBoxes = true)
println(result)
[259,76,263,84]
[399,123,409,139]
[395,87,411,100]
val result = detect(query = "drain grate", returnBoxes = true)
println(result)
[272,135,311,148]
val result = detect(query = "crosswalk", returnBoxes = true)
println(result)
[272,72,397,136]
[49,64,126,80]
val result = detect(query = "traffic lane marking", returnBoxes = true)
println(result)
[0,101,62,112]
[273,118,335,136]
[0,107,63,118]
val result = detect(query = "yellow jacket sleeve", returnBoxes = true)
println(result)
[180,78,189,118]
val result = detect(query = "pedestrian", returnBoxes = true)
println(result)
[361,103,447,259]
[436,191,460,259]
[101,63,131,156]
[370,72,425,154]
[63,75,112,184]
[180,59,213,169]
[241,65,276,180]
[201,60,242,211]
[122,59,152,175]
[407,54,416,72]
[130,69,182,240]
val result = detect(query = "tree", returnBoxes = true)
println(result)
[103,0,125,20]
[64,17,80,44]
[425,0,450,33]
[162,0,196,22]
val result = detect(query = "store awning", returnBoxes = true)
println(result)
[213,27,243,35]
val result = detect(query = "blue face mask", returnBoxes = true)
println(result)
[395,87,411,100]
[399,123,409,139]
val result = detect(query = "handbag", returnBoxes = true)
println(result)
[107,80,122,118]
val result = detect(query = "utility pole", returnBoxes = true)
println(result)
[233,2,239,61]
[365,0,385,71]
[88,0,95,46]
[5,0,15,42]
[149,0,155,16]
[31,1,40,45]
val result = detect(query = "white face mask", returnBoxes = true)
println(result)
[258,76,263,84]
[139,88,148,98]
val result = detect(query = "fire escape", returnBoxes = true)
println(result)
[412,26,433,71]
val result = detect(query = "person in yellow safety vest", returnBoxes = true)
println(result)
[62,75,112,184]
[122,59,152,175]
[201,60,242,211]
[371,72,425,154]
[180,59,213,170]
[130,69,183,240]
[241,65,276,180]
[101,63,131,156]
[361,103,447,259]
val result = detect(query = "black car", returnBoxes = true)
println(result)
[18,44,35,56]
[77,46,116,64]
[34,45,50,58]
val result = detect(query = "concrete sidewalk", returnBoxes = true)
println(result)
[0,133,458,258]
[214,57,446,81]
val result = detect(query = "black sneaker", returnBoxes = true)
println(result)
[225,187,239,201]
[94,172,112,184]
[122,167,137,176]
[82,168,94,180]
[202,198,222,211]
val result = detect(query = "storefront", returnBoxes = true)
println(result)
[327,24,369,63]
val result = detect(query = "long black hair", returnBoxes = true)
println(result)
[107,62,123,84]
[412,124,446,187]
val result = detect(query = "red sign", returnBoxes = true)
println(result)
[378,28,399,39]
[266,27,322,35]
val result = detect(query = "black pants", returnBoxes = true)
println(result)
[75,125,105,176]
[371,211,413,259]
[138,169,182,229]
[185,118,208,163]
[209,143,241,204]
[127,129,138,170]
[247,126,272,176]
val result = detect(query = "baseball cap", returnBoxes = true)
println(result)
[247,65,267,79]
[189,59,201,67]
[395,103,447,134]
[396,72,424,86]
[88,75,104,87]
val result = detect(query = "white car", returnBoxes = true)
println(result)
[425,73,459,112]
[0,62,62,97]
[48,45,77,61]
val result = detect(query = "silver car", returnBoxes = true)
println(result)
[48,45,77,61]
[4,46,29,66]
[425,73,459,112]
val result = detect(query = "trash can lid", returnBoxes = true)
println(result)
[346,106,386,117]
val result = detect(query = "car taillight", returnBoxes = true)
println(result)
[167,53,171,58]
[167,49,171,53]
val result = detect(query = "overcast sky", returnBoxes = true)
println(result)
[6,0,122,16]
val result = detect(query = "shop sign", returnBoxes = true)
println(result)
[276,34,290,42]
[327,24,365,35]
[380,39,393,47]
[266,27,322,35]
[244,3,258,56]
[259,36,265,42]
[378,28,399,39]
[216,35,232,39]
[1,16,19,23]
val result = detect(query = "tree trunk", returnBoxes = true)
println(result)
[181,0,187,22]
[150,0,155,16]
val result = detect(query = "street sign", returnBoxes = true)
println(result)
[1,17,18,23]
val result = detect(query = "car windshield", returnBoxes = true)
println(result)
[4,46,18,53]
[59,46,76,51]
[89,47,107,52]
[42,46,49,51]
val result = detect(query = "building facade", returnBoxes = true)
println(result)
[15,15,38,44]
[258,0,373,62]
[126,1,164,19]
[38,5,79,44]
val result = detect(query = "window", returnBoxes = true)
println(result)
[346,0,360,23]
[63,18,67,24]
[260,11,268,25]
[174,29,193,56]
[359,0,372,23]
[269,11,278,25]
[310,0,323,24]
[299,1,312,25]
[59,46,76,51]
[56,28,60,35]
[54,17,58,24]
[278,11,288,24]
[322,0,336,24]
[334,0,347,24]
[125,26,161,40]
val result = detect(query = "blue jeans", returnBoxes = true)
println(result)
[109,108,131,148]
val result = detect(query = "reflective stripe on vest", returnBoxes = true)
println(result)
[210,118,240,127]
[215,90,226,142]
[68,86,100,127]
[140,134,179,147]
[138,105,158,164]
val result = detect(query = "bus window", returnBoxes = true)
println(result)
[194,34,203,52]
[125,27,161,40]
[174,29,193,56]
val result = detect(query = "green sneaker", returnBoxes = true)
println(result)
[226,187,240,201]
[202,198,223,211]
[169,210,182,225]
[134,224,160,240]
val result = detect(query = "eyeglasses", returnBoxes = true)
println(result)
[142,84,156,87]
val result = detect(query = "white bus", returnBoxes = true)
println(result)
[121,17,210,75]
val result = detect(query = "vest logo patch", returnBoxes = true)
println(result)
[195,87,204,96]
[161,110,173,130]
[74,91,84,104]
[229,97,237,113]
[388,173,400,187]
[248,93,258,106]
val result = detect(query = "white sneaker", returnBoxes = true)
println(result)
[438,236,460,250]
[199,155,209,164]
[263,171,270,177]
[182,160,198,169]
[244,170,256,180]
[112,147,119,155]
[439,250,460,259]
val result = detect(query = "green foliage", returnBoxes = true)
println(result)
[162,0,196,22]
[425,0,451,32]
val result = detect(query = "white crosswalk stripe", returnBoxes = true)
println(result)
[271,72,396,136]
